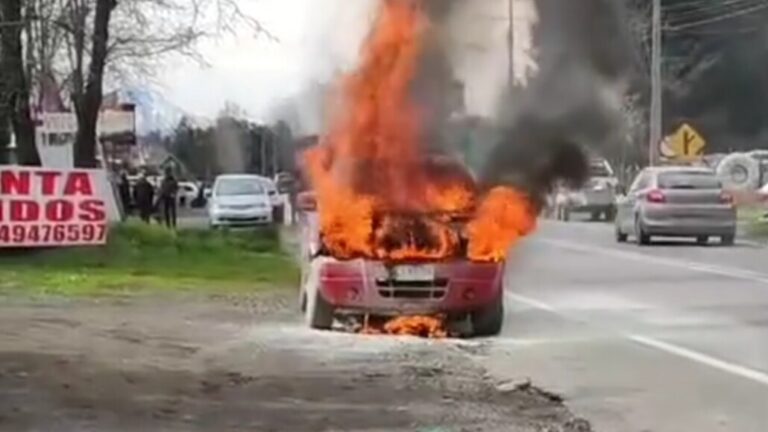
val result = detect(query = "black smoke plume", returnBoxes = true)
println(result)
[411,0,461,152]
[482,0,632,208]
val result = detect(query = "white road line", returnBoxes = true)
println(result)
[627,335,768,386]
[537,238,768,285]
[506,292,558,313]
[506,292,768,387]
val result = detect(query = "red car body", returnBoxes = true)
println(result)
[297,202,505,336]
[314,258,503,315]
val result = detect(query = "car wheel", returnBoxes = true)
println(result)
[590,211,600,221]
[605,207,616,222]
[615,225,628,243]
[305,284,334,330]
[635,218,651,246]
[299,262,309,312]
[696,236,709,245]
[721,234,735,246]
[562,207,571,222]
[299,291,307,312]
[471,295,504,337]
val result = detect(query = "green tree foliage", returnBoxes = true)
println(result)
[167,115,294,181]
[626,0,768,152]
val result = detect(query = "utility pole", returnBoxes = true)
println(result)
[260,133,267,176]
[649,0,662,166]
[508,0,515,87]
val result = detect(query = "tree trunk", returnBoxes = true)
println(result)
[0,111,10,164]
[73,0,116,168]
[0,23,8,165]
[0,0,41,166]
[0,79,9,163]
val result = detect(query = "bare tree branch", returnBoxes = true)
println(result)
[10,0,272,166]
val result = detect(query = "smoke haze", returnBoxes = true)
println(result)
[283,0,632,209]
[410,0,633,207]
[482,0,632,205]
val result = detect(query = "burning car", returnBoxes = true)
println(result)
[296,158,511,337]
[294,0,538,337]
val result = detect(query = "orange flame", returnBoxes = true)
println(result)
[467,187,538,262]
[304,0,537,263]
[364,315,448,338]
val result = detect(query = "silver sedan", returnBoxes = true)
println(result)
[615,167,737,246]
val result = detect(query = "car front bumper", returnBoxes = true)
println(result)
[308,257,504,316]
[209,208,273,226]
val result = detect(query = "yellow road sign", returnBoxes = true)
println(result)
[669,124,706,160]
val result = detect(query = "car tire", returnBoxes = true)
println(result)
[605,207,616,222]
[696,236,709,245]
[562,207,571,222]
[721,234,735,246]
[299,262,309,312]
[305,285,334,330]
[615,226,628,243]
[299,291,307,312]
[471,295,504,337]
[636,218,651,246]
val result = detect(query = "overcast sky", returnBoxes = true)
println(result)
[154,0,512,128]
[156,0,375,122]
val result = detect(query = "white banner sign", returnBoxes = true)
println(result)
[0,166,120,248]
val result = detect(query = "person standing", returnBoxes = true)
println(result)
[133,173,155,223]
[159,168,179,229]
[117,172,132,216]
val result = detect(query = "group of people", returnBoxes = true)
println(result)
[117,168,179,229]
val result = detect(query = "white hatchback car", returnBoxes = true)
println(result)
[208,175,273,228]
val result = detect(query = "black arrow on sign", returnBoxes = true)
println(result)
[682,129,703,156]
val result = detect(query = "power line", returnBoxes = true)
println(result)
[672,24,764,35]
[666,0,763,22]
[667,1,768,31]
[664,0,765,27]
[664,0,759,12]
[664,0,716,10]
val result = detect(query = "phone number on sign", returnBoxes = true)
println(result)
[0,224,107,245]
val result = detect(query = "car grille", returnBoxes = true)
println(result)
[376,278,449,300]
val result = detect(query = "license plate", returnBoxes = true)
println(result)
[392,265,435,282]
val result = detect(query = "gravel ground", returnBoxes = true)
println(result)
[0,292,591,432]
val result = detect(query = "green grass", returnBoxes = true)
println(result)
[0,222,298,297]
[739,205,768,241]
[738,205,765,222]
[746,219,768,241]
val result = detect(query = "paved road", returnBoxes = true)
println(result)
[481,220,768,431]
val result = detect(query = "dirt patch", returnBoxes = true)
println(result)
[0,293,590,432]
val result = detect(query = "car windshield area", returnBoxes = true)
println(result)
[658,172,721,190]
[215,179,265,196]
